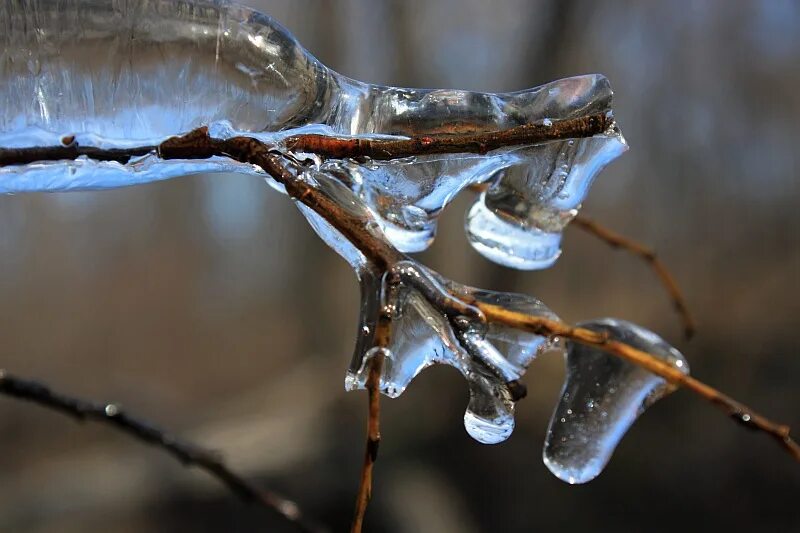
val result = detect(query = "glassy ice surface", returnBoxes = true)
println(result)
[346,262,558,444]
[294,168,393,273]
[0,0,672,477]
[0,0,625,267]
[543,319,689,484]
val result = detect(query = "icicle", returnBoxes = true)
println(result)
[465,76,628,270]
[346,261,557,444]
[543,318,689,484]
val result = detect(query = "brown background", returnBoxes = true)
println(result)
[1,1,798,531]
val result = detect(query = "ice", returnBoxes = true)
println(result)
[0,0,677,478]
[448,287,561,371]
[0,0,625,268]
[543,318,689,484]
[466,120,628,270]
[346,261,557,444]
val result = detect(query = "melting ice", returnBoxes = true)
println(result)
[0,0,625,269]
[543,319,689,483]
[345,261,561,445]
[0,0,682,483]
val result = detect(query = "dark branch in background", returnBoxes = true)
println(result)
[0,370,328,533]
[571,214,697,339]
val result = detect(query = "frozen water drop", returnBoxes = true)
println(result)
[463,367,515,444]
[543,318,689,484]
[464,409,514,444]
[466,194,563,269]
[465,76,628,269]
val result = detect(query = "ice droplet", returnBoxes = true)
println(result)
[543,318,689,484]
[466,127,627,270]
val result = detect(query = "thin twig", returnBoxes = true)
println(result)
[470,304,800,462]
[0,140,156,166]
[571,215,696,339]
[0,369,328,533]
[352,313,391,533]
[0,114,610,169]
[285,114,612,160]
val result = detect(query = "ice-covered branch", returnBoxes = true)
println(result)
[470,303,800,462]
[3,127,796,467]
[158,128,799,463]
[0,114,608,168]
[3,1,795,530]
[0,139,157,167]
[284,114,610,160]
[0,370,328,533]
[2,119,798,522]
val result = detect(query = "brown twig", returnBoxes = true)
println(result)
[0,369,328,533]
[571,215,696,339]
[351,313,391,533]
[470,304,800,462]
[285,113,611,160]
[0,114,610,169]
[0,140,156,166]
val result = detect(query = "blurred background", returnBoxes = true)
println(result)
[1,0,799,531]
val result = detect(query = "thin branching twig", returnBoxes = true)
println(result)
[285,114,611,160]
[2,121,798,531]
[0,370,328,533]
[572,214,696,339]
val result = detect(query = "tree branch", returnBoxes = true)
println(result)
[352,312,391,533]
[0,369,328,533]
[571,214,696,339]
[1,121,797,507]
[0,138,156,166]
[0,114,610,168]
[285,114,611,160]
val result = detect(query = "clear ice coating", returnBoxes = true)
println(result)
[346,261,559,444]
[0,0,676,482]
[0,0,625,268]
[543,319,689,484]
